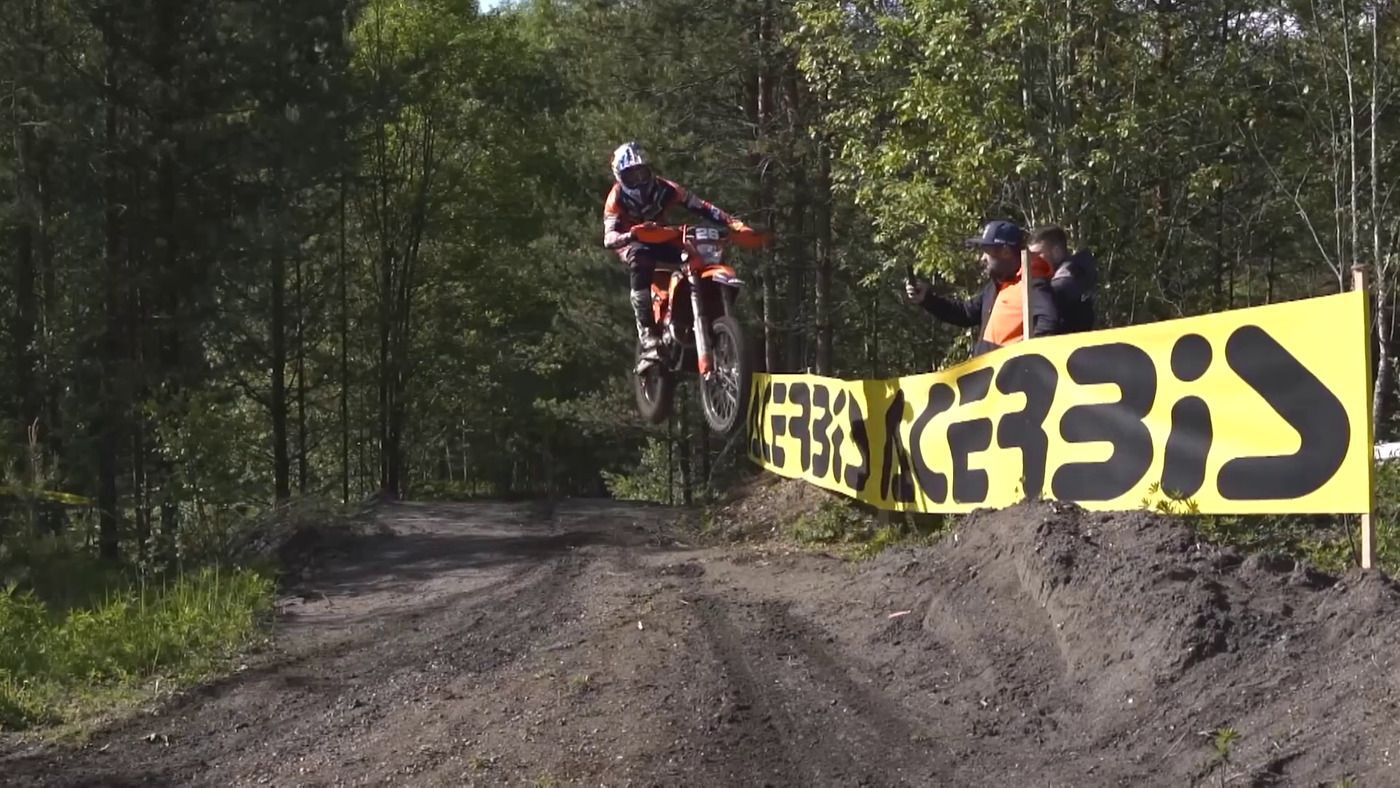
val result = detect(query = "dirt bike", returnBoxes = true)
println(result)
[630,222,766,436]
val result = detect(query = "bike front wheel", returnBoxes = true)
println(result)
[699,316,751,435]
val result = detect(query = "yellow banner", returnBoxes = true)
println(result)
[748,291,1372,514]
[0,485,94,506]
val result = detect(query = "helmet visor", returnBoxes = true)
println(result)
[619,164,653,190]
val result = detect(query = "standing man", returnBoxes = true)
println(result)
[1028,224,1098,333]
[904,220,1058,357]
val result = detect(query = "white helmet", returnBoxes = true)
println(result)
[611,141,655,204]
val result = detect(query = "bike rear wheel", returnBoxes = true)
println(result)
[699,316,751,435]
[634,344,675,425]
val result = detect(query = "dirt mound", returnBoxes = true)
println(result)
[855,502,1400,785]
[705,474,842,541]
[234,496,388,581]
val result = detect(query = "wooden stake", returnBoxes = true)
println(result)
[1021,248,1033,342]
[1354,263,1375,570]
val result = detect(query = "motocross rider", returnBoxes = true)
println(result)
[603,142,751,370]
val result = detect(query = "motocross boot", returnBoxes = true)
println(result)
[632,289,662,374]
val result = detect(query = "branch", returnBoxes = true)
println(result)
[1238,122,1342,280]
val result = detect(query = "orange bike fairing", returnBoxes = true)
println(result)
[699,265,738,280]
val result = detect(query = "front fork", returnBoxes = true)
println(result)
[689,271,713,378]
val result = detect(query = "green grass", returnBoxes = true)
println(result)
[0,564,273,731]
[1175,462,1400,577]
[852,523,939,560]
[787,499,947,559]
[0,495,359,733]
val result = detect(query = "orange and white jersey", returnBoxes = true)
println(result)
[603,179,734,250]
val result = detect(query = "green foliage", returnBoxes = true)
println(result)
[1212,726,1240,759]
[854,525,917,560]
[0,534,128,615]
[602,438,677,504]
[1148,463,1400,577]
[1368,461,1400,575]
[0,565,273,730]
[794,0,1391,323]
[1207,725,1241,787]
[791,500,869,546]
[602,427,716,506]
[785,498,945,559]
[1140,483,1203,516]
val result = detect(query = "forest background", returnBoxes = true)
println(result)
[0,0,1397,727]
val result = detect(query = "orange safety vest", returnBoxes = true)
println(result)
[981,255,1054,348]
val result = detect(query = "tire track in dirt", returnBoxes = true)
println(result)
[5,498,1400,787]
[684,593,949,786]
[0,502,603,787]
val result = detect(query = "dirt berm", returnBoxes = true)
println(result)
[2,497,1396,786]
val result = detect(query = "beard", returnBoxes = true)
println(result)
[984,254,1019,280]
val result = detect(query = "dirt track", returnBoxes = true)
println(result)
[3,499,1399,786]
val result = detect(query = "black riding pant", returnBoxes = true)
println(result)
[620,242,683,291]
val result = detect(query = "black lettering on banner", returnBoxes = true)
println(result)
[1051,343,1157,501]
[1171,334,1212,382]
[1217,326,1349,499]
[949,368,995,503]
[769,383,788,467]
[790,383,813,472]
[995,354,1058,499]
[843,393,872,492]
[910,383,956,503]
[1163,399,1212,497]
[879,390,916,503]
[749,380,770,461]
[831,390,848,485]
[1162,335,1213,497]
[811,385,833,479]
[958,366,994,403]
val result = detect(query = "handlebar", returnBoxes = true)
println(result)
[629,223,770,250]
[630,224,685,245]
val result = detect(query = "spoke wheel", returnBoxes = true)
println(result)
[634,342,674,425]
[700,316,752,435]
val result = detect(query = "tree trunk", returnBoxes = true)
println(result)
[154,0,181,556]
[358,379,369,497]
[1266,248,1275,304]
[1370,2,1390,437]
[753,0,781,373]
[866,294,879,378]
[296,253,308,495]
[38,125,59,532]
[133,418,150,560]
[814,140,834,375]
[1342,0,1360,276]
[97,24,124,561]
[680,395,692,506]
[271,232,291,502]
[378,252,392,497]
[783,63,810,370]
[339,170,350,503]
[14,117,39,460]
[12,0,45,472]
[699,417,711,502]
[1213,187,1226,311]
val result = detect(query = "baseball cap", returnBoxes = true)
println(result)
[964,220,1025,249]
